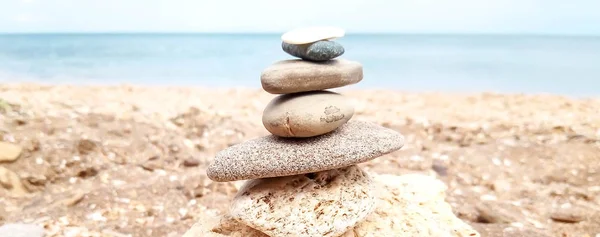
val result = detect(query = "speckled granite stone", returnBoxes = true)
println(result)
[230,166,376,237]
[282,40,345,61]
[206,120,404,182]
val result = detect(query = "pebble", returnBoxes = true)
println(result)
[475,201,524,224]
[261,59,363,94]
[61,192,86,207]
[262,90,354,137]
[0,166,28,197]
[281,26,345,45]
[0,142,22,162]
[431,159,448,176]
[282,40,344,61]
[182,214,267,237]
[182,158,200,167]
[0,223,45,237]
[230,166,376,237]
[550,207,584,223]
[207,120,404,182]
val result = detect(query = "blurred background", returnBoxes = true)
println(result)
[1,1,600,237]
[0,0,599,97]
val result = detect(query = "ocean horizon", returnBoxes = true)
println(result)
[1,33,599,97]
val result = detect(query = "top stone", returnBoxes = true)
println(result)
[206,120,405,182]
[281,26,345,45]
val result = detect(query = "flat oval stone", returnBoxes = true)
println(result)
[281,26,345,45]
[230,166,376,237]
[206,120,404,182]
[282,40,345,61]
[262,91,354,138]
[261,59,363,94]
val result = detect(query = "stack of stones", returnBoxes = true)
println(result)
[188,27,480,237]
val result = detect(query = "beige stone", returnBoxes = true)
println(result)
[182,214,267,237]
[0,166,28,197]
[260,59,363,94]
[281,26,345,45]
[207,120,404,182]
[345,174,480,237]
[189,173,481,237]
[0,142,22,162]
[262,90,354,137]
[230,166,376,237]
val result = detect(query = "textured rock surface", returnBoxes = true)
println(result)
[184,173,481,237]
[207,120,404,182]
[281,26,345,44]
[282,40,345,61]
[230,166,376,237]
[261,59,363,94]
[345,174,480,237]
[182,214,267,237]
[0,142,22,162]
[262,90,354,137]
[0,223,45,237]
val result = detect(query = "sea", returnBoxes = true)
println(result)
[0,33,599,97]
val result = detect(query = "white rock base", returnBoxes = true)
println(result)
[183,173,480,237]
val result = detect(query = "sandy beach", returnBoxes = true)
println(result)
[1,83,599,236]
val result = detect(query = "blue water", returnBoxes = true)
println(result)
[0,33,599,96]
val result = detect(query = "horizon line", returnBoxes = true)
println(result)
[1,31,599,37]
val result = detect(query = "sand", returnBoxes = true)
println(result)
[0,83,599,237]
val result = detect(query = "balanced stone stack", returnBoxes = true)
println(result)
[185,27,480,237]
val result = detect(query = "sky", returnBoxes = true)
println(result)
[1,0,599,35]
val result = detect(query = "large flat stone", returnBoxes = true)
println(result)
[260,59,363,94]
[230,166,376,237]
[183,174,481,237]
[207,120,404,182]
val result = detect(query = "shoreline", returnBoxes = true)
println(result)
[2,83,600,132]
[2,81,599,97]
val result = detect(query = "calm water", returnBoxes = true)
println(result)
[0,33,599,96]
